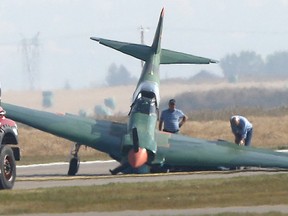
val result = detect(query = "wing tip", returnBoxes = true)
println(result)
[210,59,219,64]
[90,37,100,42]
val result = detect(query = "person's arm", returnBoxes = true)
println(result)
[179,114,188,128]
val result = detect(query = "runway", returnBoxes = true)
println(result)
[15,160,288,190]
[15,160,116,189]
[14,161,288,215]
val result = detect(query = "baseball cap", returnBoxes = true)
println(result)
[169,99,176,104]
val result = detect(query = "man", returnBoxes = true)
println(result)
[159,99,188,134]
[230,115,253,146]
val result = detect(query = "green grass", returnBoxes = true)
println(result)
[1,174,288,215]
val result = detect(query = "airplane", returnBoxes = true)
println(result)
[3,8,288,176]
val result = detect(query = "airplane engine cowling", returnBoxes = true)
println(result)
[128,147,148,168]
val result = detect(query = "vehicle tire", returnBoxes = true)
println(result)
[68,157,79,176]
[0,145,16,189]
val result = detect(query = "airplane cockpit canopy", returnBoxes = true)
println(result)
[131,95,157,115]
[132,81,160,107]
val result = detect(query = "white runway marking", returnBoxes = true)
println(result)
[17,160,116,168]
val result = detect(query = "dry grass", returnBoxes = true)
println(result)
[182,115,288,149]
[3,81,288,115]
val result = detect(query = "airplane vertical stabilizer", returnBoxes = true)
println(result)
[151,8,164,54]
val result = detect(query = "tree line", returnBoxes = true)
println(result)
[104,51,288,86]
[220,51,288,82]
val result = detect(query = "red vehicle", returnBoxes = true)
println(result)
[0,107,20,189]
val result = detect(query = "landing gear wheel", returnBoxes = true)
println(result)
[68,143,81,176]
[0,145,16,189]
[68,157,79,176]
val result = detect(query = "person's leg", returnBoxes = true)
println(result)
[245,129,253,146]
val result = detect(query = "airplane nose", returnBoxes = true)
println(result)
[128,147,148,168]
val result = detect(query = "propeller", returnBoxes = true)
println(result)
[132,127,139,152]
[128,127,148,168]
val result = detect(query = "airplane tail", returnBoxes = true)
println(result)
[90,8,217,65]
[151,8,164,54]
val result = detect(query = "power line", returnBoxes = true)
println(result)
[20,32,40,90]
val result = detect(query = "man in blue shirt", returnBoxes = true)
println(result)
[159,99,188,134]
[230,115,253,146]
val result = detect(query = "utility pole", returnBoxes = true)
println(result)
[138,26,149,68]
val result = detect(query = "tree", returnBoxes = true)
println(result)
[264,51,288,78]
[106,63,137,86]
[219,53,239,82]
[220,51,264,82]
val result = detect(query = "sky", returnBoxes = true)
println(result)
[1,0,288,90]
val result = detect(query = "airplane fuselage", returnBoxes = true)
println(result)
[125,54,161,168]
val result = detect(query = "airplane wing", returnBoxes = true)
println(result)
[153,131,288,171]
[3,102,288,173]
[1,102,125,161]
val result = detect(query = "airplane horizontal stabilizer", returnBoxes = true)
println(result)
[90,37,151,62]
[160,49,218,64]
[91,37,217,65]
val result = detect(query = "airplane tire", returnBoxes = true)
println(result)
[0,145,16,189]
[68,157,79,176]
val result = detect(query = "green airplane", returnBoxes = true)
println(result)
[3,8,288,175]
